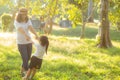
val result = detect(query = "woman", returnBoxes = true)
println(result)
[14,7,38,76]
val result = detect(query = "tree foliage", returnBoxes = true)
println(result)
[0,0,120,29]
[1,13,12,32]
[109,0,120,25]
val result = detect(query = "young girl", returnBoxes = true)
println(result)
[22,35,49,80]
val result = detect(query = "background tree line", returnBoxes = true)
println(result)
[0,0,120,48]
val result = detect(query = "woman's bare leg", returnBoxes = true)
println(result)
[21,67,25,72]
[21,67,26,77]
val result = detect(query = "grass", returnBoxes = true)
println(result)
[0,25,120,80]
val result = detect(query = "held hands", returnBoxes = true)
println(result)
[35,35,39,40]
[25,34,38,44]
[25,35,31,41]
[25,35,34,44]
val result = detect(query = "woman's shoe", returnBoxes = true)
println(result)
[22,77,27,80]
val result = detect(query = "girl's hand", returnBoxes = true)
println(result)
[31,40,34,44]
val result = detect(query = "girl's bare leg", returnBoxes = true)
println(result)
[29,68,36,79]
[25,68,32,79]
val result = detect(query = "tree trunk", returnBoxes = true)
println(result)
[97,0,112,48]
[87,0,94,22]
[116,21,120,31]
[80,22,86,39]
[44,18,53,34]
[80,11,86,39]
[44,0,58,34]
[80,5,86,39]
[80,18,86,38]
[48,18,53,34]
[25,0,29,9]
[9,0,22,32]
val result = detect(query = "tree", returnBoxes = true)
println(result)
[9,0,22,32]
[43,0,59,34]
[87,0,94,22]
[29,0,59,34]
[69,0,88,39]
[25,0,29,9]
[0,0,22,32]
[97,0,112,48]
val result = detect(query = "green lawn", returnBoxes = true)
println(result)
[0,25,120,80]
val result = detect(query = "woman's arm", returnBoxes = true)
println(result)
[28,26,38,39]
[18,27,31,41]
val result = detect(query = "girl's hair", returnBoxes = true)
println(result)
[39,36,49,54]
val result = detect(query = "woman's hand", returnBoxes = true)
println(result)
[25,35,31,41]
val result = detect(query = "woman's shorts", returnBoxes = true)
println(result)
[29,56,42,69]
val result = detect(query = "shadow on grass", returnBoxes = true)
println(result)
[50,25,120,56]
[83,38,120,56]
[99,46,120,56]
[50,26,120,41]
[51,26,98,39]
[49,35,120,57]
[110,30,120,41]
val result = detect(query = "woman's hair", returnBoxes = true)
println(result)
[39,36,49,54]
[15,8,29,23]
[15,14,29,23]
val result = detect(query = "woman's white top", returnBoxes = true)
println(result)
[14,19,32,44]
[33,43,46,59]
